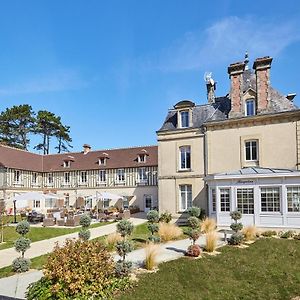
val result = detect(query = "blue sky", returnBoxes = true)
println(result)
[0,0,299,153]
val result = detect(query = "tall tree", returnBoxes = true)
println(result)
[34,110,61,154]
[55,124,73,153]
[0,105,35,150]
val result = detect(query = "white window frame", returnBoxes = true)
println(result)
[13,170,21,183]
[80,171,87,184]
[237,188,254,214]
[245,99,256,116]
[33,200,41,208]
[47,173,53,185]
[179,185,192,211]
[117,169,125,183]
[179,146,191,170]
[245,140,258,162]
[63,161,71,168]
[32,172,38,185]
[138,167,147,183]
[179,110,190,128]
[98,170,106,183]
[64,195,70,207]
[220,188,231,212]
[138,154,146,163]
[260,186,281,213]
[99,158,106,166]
[287,186,300,213]
[64,172,70,184]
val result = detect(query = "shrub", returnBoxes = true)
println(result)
[78,229,91,241]
[205,231,218,252]
[187,216,199,229]
[115,261,133,278]
[186,228,201,245]
[144,243,159,270]
[106,232,122,250]
[27,239,130,299]
[158,223,182,242]
[159,212,172,223]
[279,230,295,239]
[147,210,159,223]
[148,235,161,243]
[261,230,277,237]
[186,244,201,257]
[14,237,31,256]
[228,232,244,245]
[79,214,91,228]
[116,240,133,261]
[230,222,243,233]
[230,210,242,222]
[200,218,216,233]
[294,233,300,240]
[187,206,201,218]
[12,257,30,273]
[147,223,159,236]
[117,220,134,238]
[16,221,30,236]
[242,225,258,241]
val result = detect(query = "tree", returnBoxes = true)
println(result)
[0,105,35,150]
[34,111,61,154]
[55,124,73,153]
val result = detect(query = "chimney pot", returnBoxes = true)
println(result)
[83,144,91,154]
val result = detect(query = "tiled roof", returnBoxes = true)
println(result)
[0,145,158,172]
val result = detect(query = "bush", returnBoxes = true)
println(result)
[188,216,199,229]
[186,244,201,257]
[12,257,30,273]
[147,222,159,236]
[294,233,300,240]
[200,218,216,233]
[148,235,161,244]
[186,228,201,245]
[279,230,295,239]
[230,210,242,222]
[106,232,122,250]
[16,221,30,236]
[242,225,258,241]
[147,210,159,223]
[79,214,91,228]
[230,222,243,232]
[228,232,244,245]
[115,261,133,278]
[14,237,31,255]
[261,230,277,237]
[187,206,201,218]
[158,223,182,242]
[205,231,218,252]
[117,220,134,238]
[78,229,91,241]
[144,243,159,270]
[116,240,134,261]
[159,212,172,223]
[27,239,130,299]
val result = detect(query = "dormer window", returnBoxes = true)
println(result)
[63,160,71,168]
[245,99,255,116]
[99,157,107,166]
[138,154,146,163]
[180,110,189,128]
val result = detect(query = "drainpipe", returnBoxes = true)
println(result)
[201,125,209,216]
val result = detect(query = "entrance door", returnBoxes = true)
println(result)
[144,195,152,212]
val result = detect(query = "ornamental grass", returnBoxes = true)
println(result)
[205,231,218,253]
[242,225,258,241]
[144,243,160,270]
[158,223,182,242]
[106,232,122,251]
[200,218,216,233]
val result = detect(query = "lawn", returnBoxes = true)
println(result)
[0,220,109,250]
[118,239,300,300]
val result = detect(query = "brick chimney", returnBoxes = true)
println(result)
[253,56,273,113]
[83,144,91,154]
[228,61,245,118]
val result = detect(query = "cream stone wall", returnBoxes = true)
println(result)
[207,119,297,174]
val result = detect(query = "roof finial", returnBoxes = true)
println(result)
[244,51,249,70]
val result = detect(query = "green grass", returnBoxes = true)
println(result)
[0,221,109,250]
[118,239,300,300]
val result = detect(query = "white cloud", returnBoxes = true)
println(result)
[150,16,300,72]
[0,69,88,96]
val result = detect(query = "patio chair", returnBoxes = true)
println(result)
[56,219,65,226]
[43,218,55,227]
[98,212,108,222]
[123,210,131,220]
[66,214,81,227]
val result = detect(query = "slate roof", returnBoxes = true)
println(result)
[0,144,158,172]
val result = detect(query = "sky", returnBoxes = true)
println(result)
[0,0,299,153]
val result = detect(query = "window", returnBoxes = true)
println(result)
[237,188,254,214]
[80,171,87,183]
[211,188,216,212]
[63,160,70,168]
[117,169,125,182]
[180,111,189,128]
[85,197,92,209]
[287,187,300,212]
[98,170,106,183]
[123,196,129,209]
[64,195,70,207]
[138,168,147,183]
[179,146,191,170]
[245,140,258,161]
[99,158,106,166]
[138,154,146,163]
[33,200,41,208]
[45,198,56,208]
[179,185,192,211]
[261,187,280,212]
[220,188,230,212]
[32,173,37,184]
[103,198,110,209]
[47,173,53,185]
[14,170,20,183]
[245,99,256,116]
[64,172,70,184]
